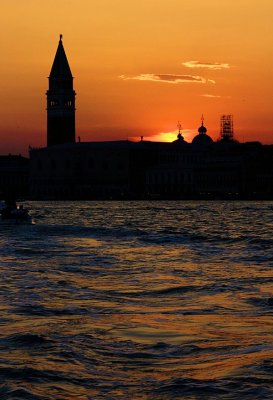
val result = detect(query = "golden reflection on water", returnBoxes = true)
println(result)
[1,201,273,398]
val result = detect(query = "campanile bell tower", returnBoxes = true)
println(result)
[46,35,76,146]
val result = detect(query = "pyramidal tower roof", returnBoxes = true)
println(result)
[49,35,73,79]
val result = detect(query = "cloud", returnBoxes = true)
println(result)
[201,94,231,98]
[120,73,209,84]
[182,61,230,70]
[201,94,222,98]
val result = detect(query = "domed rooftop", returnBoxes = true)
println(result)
[172,133,188,145]
[192,118,213,146]
[172,122,188,145]
[198,122,207,134]
[192,132,213,145]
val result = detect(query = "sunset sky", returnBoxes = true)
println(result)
[0,0,273,155]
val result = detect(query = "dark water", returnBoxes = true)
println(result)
[0,201,273,399]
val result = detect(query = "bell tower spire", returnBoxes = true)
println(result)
[46,35,76,146]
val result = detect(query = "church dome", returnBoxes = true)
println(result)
[172,122,188,145]
[172,133,188,145]
[198,123,207,134]
[192,120,213,146]
[192,133,213,145]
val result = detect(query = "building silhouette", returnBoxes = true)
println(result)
[0,155,29,199]
[47,35,76,146]
[26,37,273,199]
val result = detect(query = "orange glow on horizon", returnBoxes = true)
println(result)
[0,0,273,155]
[130,128,196,143]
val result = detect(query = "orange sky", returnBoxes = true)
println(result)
[0,0,273,155]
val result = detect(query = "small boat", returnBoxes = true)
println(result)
[0,201,32,225]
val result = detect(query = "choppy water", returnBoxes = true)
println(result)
[1,201,273,399]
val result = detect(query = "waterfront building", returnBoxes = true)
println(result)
[0,155,29,198]
[28,37,273,199]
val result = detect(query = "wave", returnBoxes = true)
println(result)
[0,386,46,400]
[11,304,91,317]
[1,333,52,348]
[151,376,273,399]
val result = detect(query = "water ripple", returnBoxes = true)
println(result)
[0,200,273,399]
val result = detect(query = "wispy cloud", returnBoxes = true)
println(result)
[201,94,222,98]
[201,94,231,98]
[182,61,230,70]
[120,73,212,84]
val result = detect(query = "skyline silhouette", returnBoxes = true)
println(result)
[0,1,273,155]
[26,38,272,202]
[2,35,272,202]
